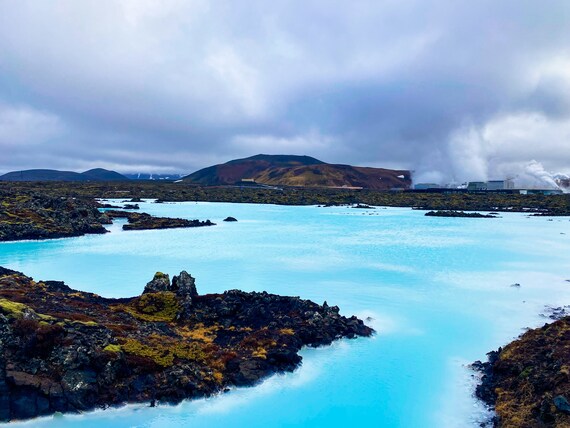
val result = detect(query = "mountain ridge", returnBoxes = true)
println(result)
[0,168,129,182]
[183,154,411,189]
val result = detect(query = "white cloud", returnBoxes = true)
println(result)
[0,1,570,174]
[206,46,265,118]
[230,130,337,156]
[0,103,63,147]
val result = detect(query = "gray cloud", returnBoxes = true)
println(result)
[1,0,569,180]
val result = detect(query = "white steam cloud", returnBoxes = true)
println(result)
[518,160,560,190]
[413,112,570,188]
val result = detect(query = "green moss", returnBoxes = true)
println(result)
[122,291,180,322]
[103,344,121,353]
[120,335,209,367]
[0,298,30,317]
[0,298,56,321]
[121,338,174,367]
[71,320,99,326]
[519,366,533,378]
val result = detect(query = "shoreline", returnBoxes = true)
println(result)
[0,267,373,422]
[473,314,570,427]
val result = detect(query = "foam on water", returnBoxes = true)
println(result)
[1,202,570,427]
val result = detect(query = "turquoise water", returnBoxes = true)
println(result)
[1,201,570,427]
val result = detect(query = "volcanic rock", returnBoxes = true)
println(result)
[0,267,373,422]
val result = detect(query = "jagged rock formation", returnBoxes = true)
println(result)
[474,317,570,427]
[0,267,373,422]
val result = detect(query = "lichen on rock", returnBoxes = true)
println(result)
[0,267,373,422]
[474,317,570,427]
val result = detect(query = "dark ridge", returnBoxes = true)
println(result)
[0,169,88,182]
[81,168,129,181]
[105,210,215,230]
[425,210,498,218]
[0,168,129,182]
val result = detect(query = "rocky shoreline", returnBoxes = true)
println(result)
[0,189,215,241]
[474,316,570,427]
[2,181,570,215]
[0,267,373,422]
[0,189,108,241]
[104,210,215,230]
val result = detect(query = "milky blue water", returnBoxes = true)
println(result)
[2,201,570,427]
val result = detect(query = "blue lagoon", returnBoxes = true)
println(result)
[1,201,569,427]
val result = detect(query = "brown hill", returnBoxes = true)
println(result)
[184,154,324,186]
[183,154,410,189]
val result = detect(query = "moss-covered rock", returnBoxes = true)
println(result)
[475,317,570,427]
[0,189,107,241]
[0,267,373,422]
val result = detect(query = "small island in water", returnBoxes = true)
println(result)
[0,267,372,422]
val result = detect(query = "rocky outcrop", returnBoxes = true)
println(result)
[223,217,238,222]
[143,272,171,294]
[172,271,198,298]
[0,188,217,242]
[0,189,108,241]
[425,210,498,218]
[0,267,373,422]
[474,317,570,427]
[105,210,215,230]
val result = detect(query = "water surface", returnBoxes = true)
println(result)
[1,202,569,427]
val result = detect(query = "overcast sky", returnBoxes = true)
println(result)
[1,0,569,183]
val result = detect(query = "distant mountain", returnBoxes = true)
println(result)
[124,173,184,181]
[183,154,411,189]
[0,168,129,182]
[0,169,87,182]
[184,154,325,186]
[81,168,129,181]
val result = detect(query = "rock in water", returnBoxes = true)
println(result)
[223,217,238,222]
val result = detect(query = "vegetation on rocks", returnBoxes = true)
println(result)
[0,187,215,241]
[0,266,372,422]
[105,210,214,230]
[474,317,570,427]
[2,181,569,215]
[0,189,107,241]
